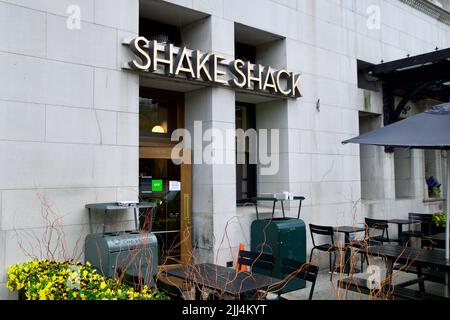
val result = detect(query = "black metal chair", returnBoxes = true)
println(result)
[402,213,433,247]
[237,250,276,275]
[352,218,390,271]
[155,277,184,300]
[270,259,319,300]
[208,250,276,300]
[308,224,342,279]
[235,250,276,300]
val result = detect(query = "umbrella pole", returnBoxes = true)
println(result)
[446,154,450,297]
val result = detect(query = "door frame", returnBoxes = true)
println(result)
[139,87,192,266]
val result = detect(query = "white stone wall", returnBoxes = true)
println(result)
[0,0,140,299]
[0,0,449,299]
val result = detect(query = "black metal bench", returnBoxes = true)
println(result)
[392,286,449,300]
[393,264,446,284]
[338,276,449,300]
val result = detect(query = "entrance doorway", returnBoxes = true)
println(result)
[139,88,192,267]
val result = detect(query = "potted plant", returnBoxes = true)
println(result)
[431,211,446,235]
[426,176,442,198]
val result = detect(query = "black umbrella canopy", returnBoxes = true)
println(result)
[342,102,450,149]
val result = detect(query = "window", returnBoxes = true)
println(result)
[425,150,444,198]
[139,97,177,138]
[139,88,180,140]
[394,148,415,198]
[236,103,257,204]
[235,42,256,64]
[139,18,182,46]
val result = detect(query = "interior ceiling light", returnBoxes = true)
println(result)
[152,125,165,133]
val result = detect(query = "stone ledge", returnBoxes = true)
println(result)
[423,197,445,203]
[400,0,450,26]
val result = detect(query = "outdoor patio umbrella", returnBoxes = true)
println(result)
[342,102,450,274]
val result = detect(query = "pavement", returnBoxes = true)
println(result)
[278,257,447,300]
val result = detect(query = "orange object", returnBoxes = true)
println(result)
[237,243,248,271]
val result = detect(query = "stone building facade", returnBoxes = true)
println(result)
[0,0,449,299]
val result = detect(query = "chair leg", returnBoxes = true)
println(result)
[360,252,364,272]
[329,252,332,272]
[330,252,336,281]
[309,248,315,263]
[309,281,316,300]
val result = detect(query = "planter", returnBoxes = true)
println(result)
[428,189,441,198]
[431,225,445,235]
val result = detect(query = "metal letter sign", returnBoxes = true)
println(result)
[125,37,302,98]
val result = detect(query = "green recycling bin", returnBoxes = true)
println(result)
[250,197,307,293]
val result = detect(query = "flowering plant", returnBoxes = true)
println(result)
[7,260,167,300]
[432,211,446,228]
[426,176,441,198]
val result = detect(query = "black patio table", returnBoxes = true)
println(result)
[333,226,366,274]
[388,219,413,245]
[366,244,450,296]
[164,263,283,300]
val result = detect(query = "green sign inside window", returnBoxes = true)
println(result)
[152,179,163,192]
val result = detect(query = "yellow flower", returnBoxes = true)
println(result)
[100,282,107,290]
[38,290,47,300]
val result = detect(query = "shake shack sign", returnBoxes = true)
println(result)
[124,36,302,98]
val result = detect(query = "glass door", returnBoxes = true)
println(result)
[139,88,191,267]
[139,158,182,265]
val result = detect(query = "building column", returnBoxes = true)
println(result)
[183,16,237,265]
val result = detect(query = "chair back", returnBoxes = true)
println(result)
[237,250,275,275]
[365,218,389,244]
[281,258,319,300]
[365,218,388,230]
[309,224,335,247]
[408,213,432,235]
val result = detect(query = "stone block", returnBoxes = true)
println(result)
[0,100,45,142]
[0,3,46,57]
[94,0,139,33]
[0,53,94,108]
[47,14,117,68]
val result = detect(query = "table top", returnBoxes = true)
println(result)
[366,244,450,271]
[165,263,283,296]
[252,196,305,202]
[388,219,412,225]
[333,226,365,233]
[85,202,156,210]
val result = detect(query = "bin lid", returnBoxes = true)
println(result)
[102,231,157,252]
[255,217,305,229]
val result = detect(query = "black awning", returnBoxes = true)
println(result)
[366,48,450,101]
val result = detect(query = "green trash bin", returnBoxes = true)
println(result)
[250,197,307,293]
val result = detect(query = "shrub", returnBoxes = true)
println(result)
[7,260,167,300]
[432,211,446,228]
